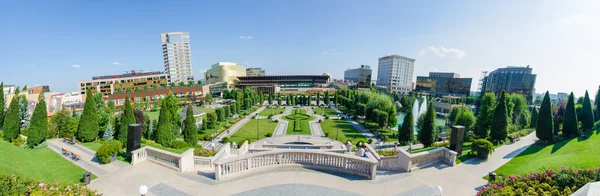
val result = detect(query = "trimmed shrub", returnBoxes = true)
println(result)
[11,136,25,147]
[194,149,217,157]
[472,139,494,157]
[318,119,323,123]
[265,132,273,137]
[96,140,122,164]
[432,141,450,148]
[367,138,373,144]
[170,140,189,149]
[324,132,329,137]
[221,137,230,143]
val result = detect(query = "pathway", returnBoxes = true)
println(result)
[47,139,130,177]
[272,107,292,136]
[305,107,325,136]
[201,106,266,150]
[332,107,380,143]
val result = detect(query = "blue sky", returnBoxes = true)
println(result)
[0,0,598,97]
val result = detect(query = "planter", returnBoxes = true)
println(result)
[110,155,117,163]
[477,148,490,160]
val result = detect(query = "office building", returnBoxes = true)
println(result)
[28,85,50,94]
[344,65,372,89]
[415,72,472,97]
[376,55,415,94]
[481,65,537,102]
[161,32,194,84]
[78,71,169,96]
[246,68,266,76]
[236,74,332,94]
[107,86,204,107]
[205,62,246,90]
[3,85,15,95]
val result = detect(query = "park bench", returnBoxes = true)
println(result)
[71,152,81,161]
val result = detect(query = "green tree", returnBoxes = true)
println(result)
[268,93,273,105]
[581,90,595,131]
[419,102,435,147]
[155,100,173,146]
[0,82,5,127]
[182,104,198,146]
[517,109,531,129]
[536,91,554,142]
[562,92,578,137]
[595,87,600,119]
[77,88,99,142]
[317,92,321,106]
[117,97,136,144]
[26,93,48,147]
[205,93,213,105]
[334,92,338,106]
[286,95,290,105]
[164,93,180,126]
[454,107,475,132]
[278,97,282,106]
[324,91,330,105]
[373,109,388,128]
[530,107,539,129]
[3,88,20,141]
[205,112,217,129]
[258,92,264,105]
[490,91,509,142]
[197,80,203,86]
[398,106,414,145]
[474,93,496,138]
[215,108,225,122]
[387,105,397,127]
[223,105,231,118]
[510,94,528,123]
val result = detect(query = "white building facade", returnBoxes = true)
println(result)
[376,55,415,94]
[161,32,194,84]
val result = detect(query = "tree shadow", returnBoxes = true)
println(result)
[502,145,530,159]
[514,144,543,157]
[551,137,574,154]
[577,131,593,142]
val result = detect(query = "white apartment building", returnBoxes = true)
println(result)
[376,55,416,94]
[161,32,194,84]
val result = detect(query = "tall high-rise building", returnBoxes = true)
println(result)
[376,55,415,94]
[481,65,537,102]
[344,65,372,89]
[161,32,194,85]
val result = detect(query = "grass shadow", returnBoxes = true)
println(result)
[514,144,544,157]
[502,145,531,159]
[551,137,574,154]
[577,131,593,142]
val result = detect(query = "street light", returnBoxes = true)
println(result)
[336,114,340,140]
[138,185,148,196]
[256,113,260,140]
[210,142,215,151]
[433,186,443,196]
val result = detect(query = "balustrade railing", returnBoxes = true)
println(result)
[131,146,194,172]
[370,144,458,172]
[214,150,378,180]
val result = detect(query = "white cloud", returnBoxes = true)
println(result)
[427,46,466,59]
[429,66,439,71]
[112,62,121,65]
[72,64,80,68]
[322,48,340,55]
[417,49,426,56]
[239,36,253,39]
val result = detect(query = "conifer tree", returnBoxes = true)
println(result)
[562,92,578,137]
[474,93,496,138]
[490,91,509,142]
[268,93,273,105]
[27,93,48,147]
[324,91,330,105]
[595,87,600,120]
[77,88,99,142]
[155,100,173,146]
[419,102,436,147]
[536,91,554,142]
[118,97,136,144]
[0,82,5,127]
[387,105,397,127]
[581,90,595,131]
[3,88,21,141]
[530,107,539,129]
[317,92,321,106]
[183,104,198,146]
[398,106,414,145]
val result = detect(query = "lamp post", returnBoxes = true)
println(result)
[210,142,215,151]
[138,185,148,196]
[433,186,443,196]
[336,114,340,140]
[256,113,260,140]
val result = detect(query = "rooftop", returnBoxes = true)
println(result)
[379,55,416,61]
[91,71,165,80]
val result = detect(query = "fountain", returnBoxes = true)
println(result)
[412,97,428,127]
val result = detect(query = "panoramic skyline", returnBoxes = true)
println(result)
[0,0,598,96]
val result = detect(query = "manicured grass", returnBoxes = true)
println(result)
[494,130,600,177]
[313,107,339,117]
[141,143,191,154]
[259,107,285,116]
[320,119,367,144]
[284,109,315,135]
[82,142,102,152]
[0,140,92,184]
[229,119,278,144]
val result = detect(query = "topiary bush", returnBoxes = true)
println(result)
[265,133,272,137]
[11,137,25,147]
[367,138,373,144]
[170,140,189,149]
[324,132,329,137]
[221,137,230,143]
[96,140,122,164]
[193,149,217,157]
[318,119,323,123]
[472,139,494,159]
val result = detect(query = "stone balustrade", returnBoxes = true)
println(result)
[213,150,378,181]
[193,141,250,168]
[131,146,194,172]
[369,144,458,172]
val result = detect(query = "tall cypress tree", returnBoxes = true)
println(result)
[474,93,496,138]
[536,91,554,142]
[77,88,99,142]
[118,97,136,144]
[268,93,273,105]
[27,93,48,147]
[581,90,595,131]
[490,91,509,142]
[0,82,5,127]
[419,102,436,147]
[324,91,330,105]
[595,87,600,120]
[3,88,21,141]
[155,99,173,146]
[398,106,414,145]
[387,105,397,127]
[562,92,578,137]
[183,104,198,146]
[530,107,539,129]
[317,92,321,106]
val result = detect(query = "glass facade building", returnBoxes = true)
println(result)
[482,66,537,102]
[415,72,472,97]
[161,32,194,84]
[344,65,372,89]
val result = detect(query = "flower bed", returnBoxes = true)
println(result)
[0,174,99,195]
[478,167,600,196]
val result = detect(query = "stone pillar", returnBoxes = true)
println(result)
[449,126,465,156]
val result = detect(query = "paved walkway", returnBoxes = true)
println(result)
[305,107,325,136]
[47,139,130,177]
[332,107,380,143]
[272,107,292,136]
[201,106,266,150]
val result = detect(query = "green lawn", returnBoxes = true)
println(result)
[141,143,191,154]
[494,130,600,177]
[259,107,285,116]
[0,140,92,184]
[284,109,314,135]
[229,119,278,144]
[320,119,367,144]
[313,107,339,117]
[82,142,102,152]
